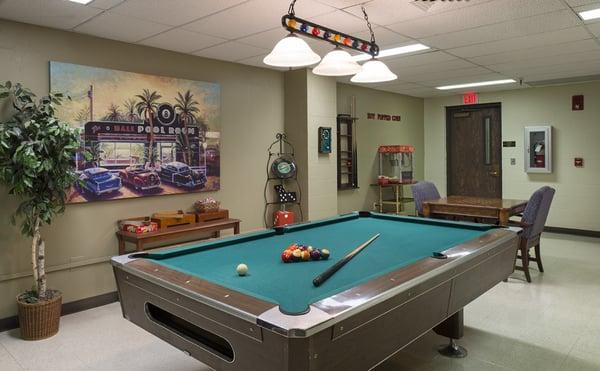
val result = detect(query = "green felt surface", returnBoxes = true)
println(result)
[145,213,493,315]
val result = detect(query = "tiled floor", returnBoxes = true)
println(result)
[1,233,599,370]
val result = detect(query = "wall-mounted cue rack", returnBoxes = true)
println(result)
[337,114,358,190]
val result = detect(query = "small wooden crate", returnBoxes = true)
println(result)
[151,210,197,229]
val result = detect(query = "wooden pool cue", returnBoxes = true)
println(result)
[312,233,381,287]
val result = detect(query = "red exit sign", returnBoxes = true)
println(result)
[463,92,478,104]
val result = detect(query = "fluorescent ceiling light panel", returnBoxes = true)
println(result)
[68,0,94,4]
[352,43,430,62]
[579,8,600,21]
[436,79,516,90]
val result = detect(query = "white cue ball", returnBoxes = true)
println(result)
[236,263,248,276]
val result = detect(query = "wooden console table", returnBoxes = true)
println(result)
[116,218,240,255]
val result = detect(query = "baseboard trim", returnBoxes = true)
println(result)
[0,291,118,333]
[545,226,600,238]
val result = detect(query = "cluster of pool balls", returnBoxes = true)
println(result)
[281,244,330,263]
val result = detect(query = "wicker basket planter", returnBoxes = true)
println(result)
[17,291,62,340]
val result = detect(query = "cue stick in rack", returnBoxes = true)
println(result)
[312,233,381,287]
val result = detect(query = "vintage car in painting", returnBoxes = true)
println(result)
[119,165,161,191]
[159,161,206,188]
[78,167,122,196]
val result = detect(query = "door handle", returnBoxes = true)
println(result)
[489,171,500,177]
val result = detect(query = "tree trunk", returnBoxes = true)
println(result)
[31,219,40,294]
[147,111,155,167]
[37,238,47,299]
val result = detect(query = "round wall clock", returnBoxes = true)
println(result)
[271,156,297,179]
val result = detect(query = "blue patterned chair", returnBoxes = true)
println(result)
[411,181,441,216]
[511,186,556,282]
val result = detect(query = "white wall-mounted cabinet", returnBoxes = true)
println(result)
[524,125,552,173]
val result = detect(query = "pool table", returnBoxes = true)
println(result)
[112,212,518,370]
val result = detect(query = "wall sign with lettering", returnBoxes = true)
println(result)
[367,112,401,122]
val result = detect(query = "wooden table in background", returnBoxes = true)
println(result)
[117,218,240,255]
[423,196,527,226]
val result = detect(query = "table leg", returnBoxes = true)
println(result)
[499,210,509,226]
[135,241,144,252]
[434,309,467,358]
[118,238,125,255]
[422,203,431,218]
[379,187,383,213]
[234,223,240,234]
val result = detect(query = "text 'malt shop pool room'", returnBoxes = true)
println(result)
[0,0,600,370]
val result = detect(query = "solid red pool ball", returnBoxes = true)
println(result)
[281,250,293,263]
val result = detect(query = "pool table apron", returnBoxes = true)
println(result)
[112,228,518,371]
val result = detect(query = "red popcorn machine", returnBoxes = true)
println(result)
[377,145,415,184]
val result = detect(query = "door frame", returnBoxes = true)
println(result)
[445,102,503,197]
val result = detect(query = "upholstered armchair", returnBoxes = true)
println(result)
[411,181,441,216]
[511,186,556,282]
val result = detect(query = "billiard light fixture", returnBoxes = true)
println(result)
[578,7,600,21]
[265,1,397,82]
[436,79,517,90]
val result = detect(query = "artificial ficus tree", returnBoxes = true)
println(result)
[0,81,81,302]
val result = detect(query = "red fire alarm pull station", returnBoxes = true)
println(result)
[463,92,478,105]
[574,158,584,168]
[572,95,584,111]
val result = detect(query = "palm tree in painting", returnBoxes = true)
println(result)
[103,103,122,121]
[174,90,200,165]
[135,89,162,167]
[74,106,91,124]
[123,98,139,122]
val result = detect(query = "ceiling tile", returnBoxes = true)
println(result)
[344,0,429,27]
[74,11,171,43]
[486,50,600,74]
[422,10,581,50]
[388,0,567,39]
[110,0,248,27]
[237,27,287,49]
[405,66,495,84]
[468,39,600,65]
[315,0,367,8]
[588,22,600,37]
[139,28,227,53]
[193,41,267,61]
[89,0,124,10]
[308,10,371,34]
[0,0,103,30]
[565,0,600,6]
[391,59,480,77]
[384,51,458,68]
[237,53,287,70]
[184,0,334,40]
[494,56,600,76]
[352,27,410,48]
[447,26,591,58]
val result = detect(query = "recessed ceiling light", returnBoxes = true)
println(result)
[352,43,430,62]
[579,8,600,21]
[68,0,94,5]
[436,79,517,90]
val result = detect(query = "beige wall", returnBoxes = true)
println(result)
[0,20,284,318]
[336,83,424,214]
[424,81,600,231]
[284,69,338,221]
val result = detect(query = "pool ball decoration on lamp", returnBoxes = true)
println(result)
[264,1,397,83]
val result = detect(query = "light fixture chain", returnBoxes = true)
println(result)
[288,0,297,16]
[361,6,376,44]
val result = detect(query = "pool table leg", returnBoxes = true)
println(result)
[434,309,467,358]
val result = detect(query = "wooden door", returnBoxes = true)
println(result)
[446,103,502,198]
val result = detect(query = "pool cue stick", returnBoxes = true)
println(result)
[312,233,381,287]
